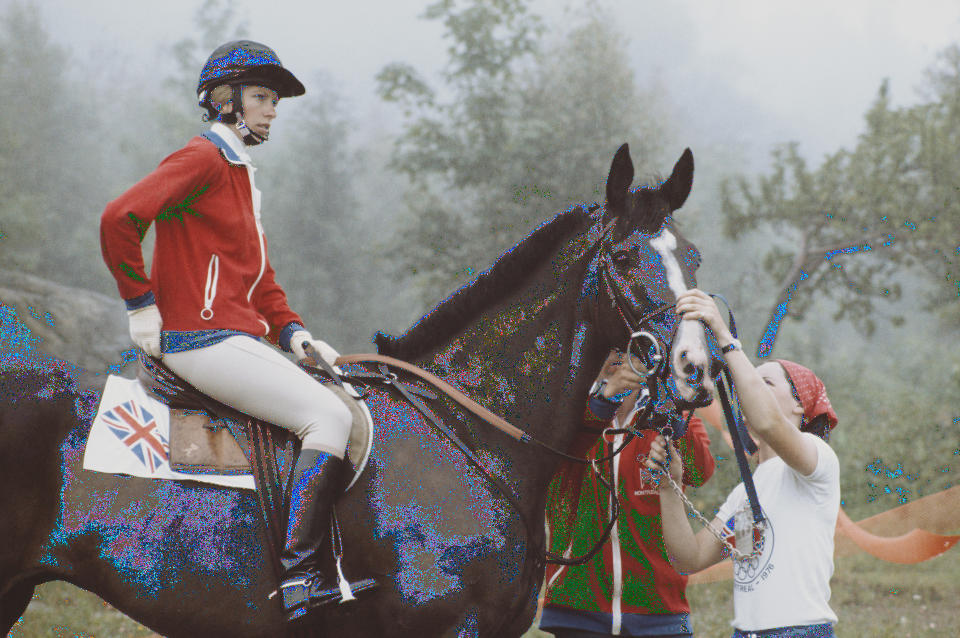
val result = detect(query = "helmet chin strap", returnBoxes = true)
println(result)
[234,117,267,146]
[215,84,268,146]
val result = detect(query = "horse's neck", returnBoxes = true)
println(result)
[416,245,605,489]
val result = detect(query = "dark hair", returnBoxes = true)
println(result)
[780,365,830,442]
[803,414,831,442]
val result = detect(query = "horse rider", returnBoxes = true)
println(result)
[99,39,375,622]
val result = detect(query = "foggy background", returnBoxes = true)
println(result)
[1,0,958,531]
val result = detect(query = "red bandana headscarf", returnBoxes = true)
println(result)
[776,359,838,430]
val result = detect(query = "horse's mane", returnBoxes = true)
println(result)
[376,205,593,361]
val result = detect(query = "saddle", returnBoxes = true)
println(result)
[136,355,373,481]
[135,351,467,589]
[135,353,382,585]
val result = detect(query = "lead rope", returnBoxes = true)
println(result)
[647,450,756,560]
[637,367,767,558]
[646,436,764,560]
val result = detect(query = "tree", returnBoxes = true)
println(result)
[256,72,378,351]
[112,0,249,177]
[377,0,672,305]
[0,2,105,287]
[721,46,960,356]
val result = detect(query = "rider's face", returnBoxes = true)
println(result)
[239,85,279,139]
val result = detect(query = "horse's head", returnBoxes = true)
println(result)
[593,143,720,415]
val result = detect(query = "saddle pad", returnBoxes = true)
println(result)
[168,409,251,475]
[329,383,374,480]
[83,375,255,490]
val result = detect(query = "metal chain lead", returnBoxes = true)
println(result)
[640,435,764,560]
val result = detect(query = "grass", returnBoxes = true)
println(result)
[10,549,959,637]
[8,583,156,638]
[681,548,960,638]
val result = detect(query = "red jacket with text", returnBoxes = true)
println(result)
[542,407,715,634]
[100,131,301,345]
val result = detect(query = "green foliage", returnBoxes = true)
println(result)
[138,0,250,168]
[0,2,102,287]
[377,0,671,304]
[256,73,385,350]
[721,49,960,347]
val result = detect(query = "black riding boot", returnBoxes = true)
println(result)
[277,449,376,621]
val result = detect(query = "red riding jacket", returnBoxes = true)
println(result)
[100,125,302,345]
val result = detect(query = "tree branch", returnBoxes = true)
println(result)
[758,231,898,356]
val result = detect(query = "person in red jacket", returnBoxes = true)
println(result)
[542,351,715,637]
[99,40,374,621]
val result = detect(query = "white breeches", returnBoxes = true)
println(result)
[162,336,352,457]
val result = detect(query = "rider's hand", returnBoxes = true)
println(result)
[127,304,162,358]
[291,331,341,369]
[601,351,648,397]
[644,434,683,485]
[675,289,734,347]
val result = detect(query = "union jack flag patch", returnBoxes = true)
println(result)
[101,400,169,472]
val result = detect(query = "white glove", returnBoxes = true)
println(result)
[127,304,163,358]
[291,330,341,369]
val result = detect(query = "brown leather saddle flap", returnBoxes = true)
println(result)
[168,410,251,475]
[138,354,371,477]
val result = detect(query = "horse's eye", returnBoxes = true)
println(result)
[612,250,634,269]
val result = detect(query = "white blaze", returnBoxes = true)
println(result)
[649,230,686,296]
[649,230,711,402]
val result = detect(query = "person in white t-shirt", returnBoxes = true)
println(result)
[645,289,840,638]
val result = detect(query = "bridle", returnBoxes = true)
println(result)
[321,220,698,567]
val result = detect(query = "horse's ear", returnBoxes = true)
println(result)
[604,143,634,219]
[662,148,694,211]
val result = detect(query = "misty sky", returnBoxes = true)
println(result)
[33,0,960,165]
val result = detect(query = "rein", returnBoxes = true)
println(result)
[307,224,694,568]
[335,353,530,442]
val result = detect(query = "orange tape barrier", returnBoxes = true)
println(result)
[833,487,960,562]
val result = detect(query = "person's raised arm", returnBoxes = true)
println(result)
[675,289,817,475]
[644,435,726,574]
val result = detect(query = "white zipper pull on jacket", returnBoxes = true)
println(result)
[201,254,219,320]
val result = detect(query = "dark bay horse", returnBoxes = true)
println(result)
[0,144,717,637]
